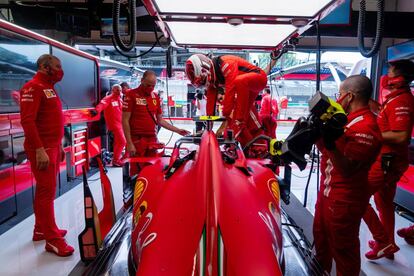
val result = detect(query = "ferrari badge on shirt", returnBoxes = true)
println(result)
[43,89,56,98]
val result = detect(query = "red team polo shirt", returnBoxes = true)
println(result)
[20,72,64,150]
[377,88,414,165]
[96,93,123,131]
[321,107,382,201]
[123,86,162,136]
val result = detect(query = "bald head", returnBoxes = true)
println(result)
[340,75,373,104]
[143,70,156,80]
[140,70,157,94]
[37,54,60,70]
[111,84,122,95]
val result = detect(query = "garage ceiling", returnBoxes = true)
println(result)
[141,0,345,49]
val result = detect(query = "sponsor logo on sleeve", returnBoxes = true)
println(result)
[354,133,374,145]
[43,89,57,98]
[21,87,34,102]
[22,87,34,94]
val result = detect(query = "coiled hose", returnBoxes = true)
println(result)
[358,0,384,58]
[112,0,136,52]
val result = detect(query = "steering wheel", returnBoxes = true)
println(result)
[242,135,273,159]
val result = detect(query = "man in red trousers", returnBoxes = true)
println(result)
[185,54,267,147]
[92,84,126,166]
[122,70,190,174]
[313,75,381,276]
[363,60,414,259]
[259,88,279,139]
[20,54,74,257]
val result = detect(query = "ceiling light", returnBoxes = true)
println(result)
[290,18,309,28]
[227,18,244,26]
[166,22,296,48]
[154,0,334,17]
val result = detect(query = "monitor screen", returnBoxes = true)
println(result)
[52,47,97,109]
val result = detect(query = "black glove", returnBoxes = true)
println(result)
[195,92,203,100]
[89,109,98,117]
[381,153,395,174]
[321,121,344,151]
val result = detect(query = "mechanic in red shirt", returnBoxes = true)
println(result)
[313,75,382,276]
[120,81,130,94]
[92,84,126,166]
[185,54,267,146]
[20,54,74,257]
[363,60,414,259]
[259,88,279,139]
[122,71,190,172]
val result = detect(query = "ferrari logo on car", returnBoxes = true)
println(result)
[268,179,280,203]
[133,178,147,205]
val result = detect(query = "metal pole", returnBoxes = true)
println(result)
[315,21,321,93]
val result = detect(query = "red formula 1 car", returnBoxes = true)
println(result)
[81,93,342,276]
[129,129,284,275]
[81,130,319,275]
